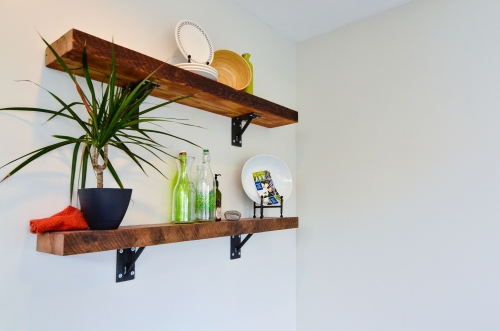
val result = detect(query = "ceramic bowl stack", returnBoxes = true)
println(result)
[174,20,218,80]
[174,63,218,81]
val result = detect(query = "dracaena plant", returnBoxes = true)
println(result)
[0,36,200,202]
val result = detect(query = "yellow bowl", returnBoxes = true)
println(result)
[210,50,252,90]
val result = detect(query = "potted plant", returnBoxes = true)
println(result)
[0,36,201,230]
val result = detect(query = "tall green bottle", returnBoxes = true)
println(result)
[172,152,194,223]
[242,53,253,94]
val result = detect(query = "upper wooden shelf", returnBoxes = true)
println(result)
[37,217,298,256]
[45,29,298,128]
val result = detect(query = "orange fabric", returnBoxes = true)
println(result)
[30,206,88,234]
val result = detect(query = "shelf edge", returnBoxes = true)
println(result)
[44,29,298,128]
[36,217,298,256]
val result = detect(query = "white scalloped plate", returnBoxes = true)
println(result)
[241,155,292,205]
[178,68,218,80]
[175,63,218,74]
[175,20,214,65]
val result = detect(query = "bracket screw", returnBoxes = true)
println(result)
[131,247,135,252]
[238,252,241,256]
[232,253,234,256]
[119,249,123,253]
[118,274,123,279]
[130,271,135,276]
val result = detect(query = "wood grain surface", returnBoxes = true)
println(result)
[45,29,298,128]
[37,217,299,256]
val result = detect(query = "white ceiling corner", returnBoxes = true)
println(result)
[231,0,415,42]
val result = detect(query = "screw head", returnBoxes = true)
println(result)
[238,252,241,256]
[131,247,135,252]
[130,271,135,276]
[119,249,123,254]
[118,274,123,279]
[232,253,234,256]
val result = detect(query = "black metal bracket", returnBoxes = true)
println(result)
[116,247,145,282]
[253,195,284,219]
[231,113,261,147]
[124,81,161,129]
[230,234,254,260]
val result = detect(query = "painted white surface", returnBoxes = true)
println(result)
[232,0,414,42]
[0,1,296,330]
[297,0,500,329]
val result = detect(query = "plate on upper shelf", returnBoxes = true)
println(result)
[175,20,214,65]
[174,63,218,81]
[241,155,292,205]
[175,63,218,73]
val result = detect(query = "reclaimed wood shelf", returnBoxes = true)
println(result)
[37,217,298,256]
[45,29,298,128]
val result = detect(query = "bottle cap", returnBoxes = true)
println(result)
[203,149,209,152]
[179,151,186,155]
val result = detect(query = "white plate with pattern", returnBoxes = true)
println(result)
[182,68,218,80]
[175,63,218,74]
[175,20,214,65]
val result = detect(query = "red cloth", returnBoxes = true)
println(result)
[30,206,88,234]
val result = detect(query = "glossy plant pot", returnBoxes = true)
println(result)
[78,188,132,230]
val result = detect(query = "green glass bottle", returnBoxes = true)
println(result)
[195,149,215,222]
[242,53,253,94]
[172,152,194,223]
[215,174,222,221]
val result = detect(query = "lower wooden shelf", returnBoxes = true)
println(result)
[37,217,298,256]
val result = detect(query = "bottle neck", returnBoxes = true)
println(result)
[202,152,210,164]
[178,154,188,178]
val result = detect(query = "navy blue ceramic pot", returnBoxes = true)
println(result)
[78,188,132,230]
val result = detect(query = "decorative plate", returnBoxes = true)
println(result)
[175,63,218,73]
[241,155,292,205]
[175,20,214,65]
[180,68,218,80]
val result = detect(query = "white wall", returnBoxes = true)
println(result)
[297,0,500,330]
[0,1,296,330]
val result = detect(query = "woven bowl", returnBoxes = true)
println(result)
[210,50,252,90]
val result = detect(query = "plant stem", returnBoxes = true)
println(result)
[91,144,108,188]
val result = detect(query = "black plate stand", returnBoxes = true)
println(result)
[253,195,284,219]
